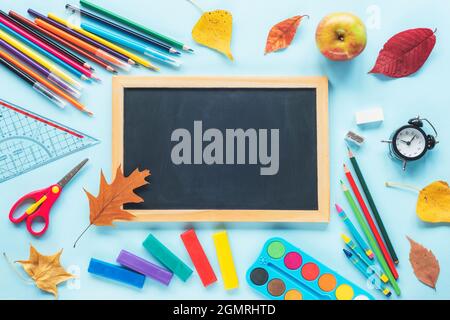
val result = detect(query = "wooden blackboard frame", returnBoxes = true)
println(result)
[112,76,329,222]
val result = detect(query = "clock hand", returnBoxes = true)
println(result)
[409,135,416,144]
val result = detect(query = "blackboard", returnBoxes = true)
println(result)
[112,77,329,222]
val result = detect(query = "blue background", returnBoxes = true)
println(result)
[0,0,449,300]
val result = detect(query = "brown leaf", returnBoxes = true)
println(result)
[265,15,308,55]
[407,236,440,289]
[16,245,74,298]
[417,181,450,223]
[88,166,150,226]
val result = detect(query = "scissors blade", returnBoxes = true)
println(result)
[57,158,89,188]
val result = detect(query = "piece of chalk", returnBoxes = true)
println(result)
[88,258,146,288]
[355,108,384,126]
[212,231,239,290]
[117,250,173,286]
[181,229,217,287]
[143,233,193,281]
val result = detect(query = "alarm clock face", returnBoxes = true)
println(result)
[393,125,427,160]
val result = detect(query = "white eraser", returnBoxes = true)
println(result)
[355,108,384,126]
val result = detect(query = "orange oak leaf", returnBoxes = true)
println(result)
[73,166,150,247]
[16,245,74,298]
[264,15,308,55]
[407,236,440,289]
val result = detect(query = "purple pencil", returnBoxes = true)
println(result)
[27,9,134,65]
[0,38,81,98]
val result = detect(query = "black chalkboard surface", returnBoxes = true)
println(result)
[112,77,329,222]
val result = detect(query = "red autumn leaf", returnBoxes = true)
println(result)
[265,15,308,55]
[370,28,436,78]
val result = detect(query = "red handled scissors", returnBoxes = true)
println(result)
[9,159,89,237]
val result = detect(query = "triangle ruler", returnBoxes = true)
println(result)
[0,98,99,183]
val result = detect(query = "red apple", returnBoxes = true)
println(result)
[316,13,367,61]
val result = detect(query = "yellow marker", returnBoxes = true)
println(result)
[48,14,159,71]
[212,231,239,290]
[0,30,82,89]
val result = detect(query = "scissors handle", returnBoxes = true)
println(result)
[9,185,62,237]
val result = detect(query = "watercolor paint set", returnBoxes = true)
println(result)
[247,237,375,300]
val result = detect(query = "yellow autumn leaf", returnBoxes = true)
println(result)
[417,181,450,223]
[16,245,74,298]
[192,9,233,60]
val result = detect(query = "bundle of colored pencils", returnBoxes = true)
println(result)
[338,146,401,297]
[0,1,190,113]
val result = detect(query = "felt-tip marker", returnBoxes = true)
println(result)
[0,54,66,108]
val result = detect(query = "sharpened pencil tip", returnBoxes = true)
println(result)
[343,163,349,172]
[128,59,136,65]
[343,249,352,257]
[183,45,194,53]
[347,146,354,158]
[335,203,343,212]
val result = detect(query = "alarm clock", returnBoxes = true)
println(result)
[382,116,438,170]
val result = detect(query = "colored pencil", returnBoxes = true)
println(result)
[341,181,400,296]
[81,23,180,67]
[80,0,193,52]
[0,50,92,116]
[49,14,158,71]
[0,52,66,108]
[347,147,399,265]
[343,249,392,297]
[0,38,80,98]
[34,18,130,71]
[0,13,98,81]
[28,9,134,66]
[0,22,88,82]
[9,11,117,74]
[335,204,374,259]
[344,164,398,279]
[341,234,388,284]
[4,11,92,70]
[65,4,180,55]
[0,29,82,90]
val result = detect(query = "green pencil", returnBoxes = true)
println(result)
[341,180,401,296]
[347,147,399,264]
[80,0,193,52]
